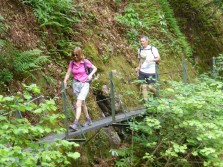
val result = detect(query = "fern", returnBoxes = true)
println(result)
[205,0,223,10]
[13,49,50,72]
[157,0,192,57]
[20,0,79,34]
[0,68,13,83]
[0,40,5,49]
[0,16,9,33]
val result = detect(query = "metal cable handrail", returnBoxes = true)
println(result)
[1,95,44,117]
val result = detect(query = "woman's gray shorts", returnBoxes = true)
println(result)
[72,80,90,100]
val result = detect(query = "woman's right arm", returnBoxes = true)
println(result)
[64,67,72,88]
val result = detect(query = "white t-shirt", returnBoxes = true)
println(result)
[138,45,160,74]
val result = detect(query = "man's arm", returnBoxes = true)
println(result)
[135,58,141,72]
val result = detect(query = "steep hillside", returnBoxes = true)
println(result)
[167,0,223,72]
[0,0,196,96]
[0,0,200,165]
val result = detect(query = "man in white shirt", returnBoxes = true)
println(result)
[136,35,161,102]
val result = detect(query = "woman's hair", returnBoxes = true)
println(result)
[140,35,149,41]
[72,47,84,62]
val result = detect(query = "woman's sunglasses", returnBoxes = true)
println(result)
[73,53,78,57]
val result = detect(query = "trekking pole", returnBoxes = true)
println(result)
[109,72,116,123]
[61,83,69,139]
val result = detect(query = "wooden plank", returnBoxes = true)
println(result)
[41,133,66,143]
[68,108,146,138]
[41,107,146,142]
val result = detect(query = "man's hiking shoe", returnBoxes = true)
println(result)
[69,121,80,130]
[83,119,92,127]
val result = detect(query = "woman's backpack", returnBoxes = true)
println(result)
[83,59,96,80]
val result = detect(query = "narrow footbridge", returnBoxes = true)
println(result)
[41,72,148,143]
[42,107,146,143]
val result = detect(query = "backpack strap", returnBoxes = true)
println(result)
[139,46,155,58]
[71,61,74,69]
[150,46,154,58]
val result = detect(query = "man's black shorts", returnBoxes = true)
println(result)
[138,71,156,84]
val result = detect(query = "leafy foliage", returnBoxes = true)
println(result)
[0,16,9,34]
[205,0,223,11]
[116,8,145,28]
[157,0,192,57]
[115,7,146,47]
[20,0,80,34]
[167,0,223,72]
[215,54,223,79]
[115,0,192,58]
[116,76,223,166]
[0,48,50,85]
[0,68,13,83]
[13,49,49,73]
[0,84,80,166]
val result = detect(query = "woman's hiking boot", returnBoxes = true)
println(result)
[69,121,80,130]
[83,118,92,127]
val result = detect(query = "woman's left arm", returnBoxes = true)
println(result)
[88,64,97,80]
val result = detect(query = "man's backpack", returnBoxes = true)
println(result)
[139,46,159,65]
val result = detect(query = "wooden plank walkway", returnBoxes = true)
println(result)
[42,107,146,143]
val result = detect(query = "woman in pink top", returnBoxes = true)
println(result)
[64,47,97,130]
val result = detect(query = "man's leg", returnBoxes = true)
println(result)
[148,85,156,95]
[142,84,149,102]
[147,75,157,97]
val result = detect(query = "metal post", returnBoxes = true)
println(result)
[61,83,69,139]
[183,60,187,84]
[15,100,22,119]
[212,57,217,79]
[16,110,22,119]
[155,63,159,97]
[109,72,116,123]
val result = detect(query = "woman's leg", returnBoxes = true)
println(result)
[74,99,83,121]
[82,100,90,119]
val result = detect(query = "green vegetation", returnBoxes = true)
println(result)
[1,0,223,166]
[0,84,80,166]
[113,76,223,166]
[167,0,223,72]
[0,46,49,85]
[115,0,192,58]
[20,0,80,34]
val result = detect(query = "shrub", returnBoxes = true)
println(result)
[0,84,80,166]
[115,75,223,166]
